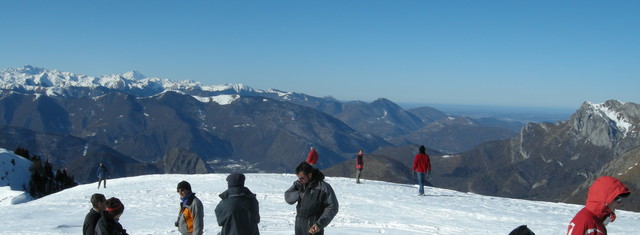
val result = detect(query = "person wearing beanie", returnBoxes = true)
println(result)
[175,181,204,235]
[285,162,339,235]
[95,197,128,235]
[83,193,106,235]
[215,173,260,235]
[412,145,431,196]
[567,176,631,235]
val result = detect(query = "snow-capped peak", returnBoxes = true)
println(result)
[0,66,261,100]
[585,100,634,137]
[122,70,146,80]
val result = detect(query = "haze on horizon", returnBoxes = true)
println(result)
[1,1,638,109]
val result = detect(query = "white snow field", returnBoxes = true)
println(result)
[1,173,638,234]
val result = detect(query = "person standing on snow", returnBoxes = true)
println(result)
[95,197,128,235]
[412,145,431,196]
[306,146,319,167]
[83,193,106,235]
[285,162,339,235]
[355,149,364,184]
[215,173,260,235]
[97,163,108,189]
[566,176,630,235]
[176,181,204,235]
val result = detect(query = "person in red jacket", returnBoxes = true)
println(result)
[355,149,364,184]
[412,145,431,196]
[566,176,630,235]
[306,146,318,167]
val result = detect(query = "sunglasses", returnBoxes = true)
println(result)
[177,189,186,193]
[615,197,622,203]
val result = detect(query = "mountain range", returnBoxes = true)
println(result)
[326,100,640,211]
[2,66,637,212]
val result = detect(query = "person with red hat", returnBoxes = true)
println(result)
[566,176,631,235]
[95,197,128,235]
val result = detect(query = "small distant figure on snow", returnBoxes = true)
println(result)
[306,146,319,168]
[412,145,431,196]
[83,193,106,235]
[215,173,260,235]
[566,176,630,235]
[95,197,128,235]
[355,149,364,184]
[97,163,108,189]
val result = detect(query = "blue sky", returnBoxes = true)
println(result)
[1,1,638,109]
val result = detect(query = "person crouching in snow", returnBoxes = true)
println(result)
[566,176,630,235]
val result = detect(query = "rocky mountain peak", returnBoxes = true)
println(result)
[570,100,640,148]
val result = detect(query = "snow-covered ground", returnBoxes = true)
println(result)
[1,173,638,234]
[0,148,31,192]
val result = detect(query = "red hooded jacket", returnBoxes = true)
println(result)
[566,176,630,235]
[306,149,318,165]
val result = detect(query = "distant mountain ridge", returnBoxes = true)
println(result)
[0,65,272,99]
[1,65,521,153]
[1,65,524,183]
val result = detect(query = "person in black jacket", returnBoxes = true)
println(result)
[215,173,260,235]
[83,193,106,235]
[285,162,339,235]
[95,197,128,235]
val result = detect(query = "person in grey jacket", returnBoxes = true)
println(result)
[285,162,339,235]
[215,173,260,235]
[176,181,204,235]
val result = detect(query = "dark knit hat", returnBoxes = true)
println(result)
[105,197,124,216]
[226,173,245,188]
[419,145,426,154]
[177,181,191,192]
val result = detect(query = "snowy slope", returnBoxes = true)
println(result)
[0,148,31,192]
[0,174,638,234]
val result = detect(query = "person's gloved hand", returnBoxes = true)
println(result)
[293,181,303,191]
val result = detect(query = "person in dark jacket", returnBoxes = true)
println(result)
[412,145,431,196]
[215,173,260,235]
[176,181,204,235]
[355,149,364,184]
[97,163,108,189]
[285,162,339,235]
[83,193,106,235]
[95,197,128,235]
[566,176,630,235]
